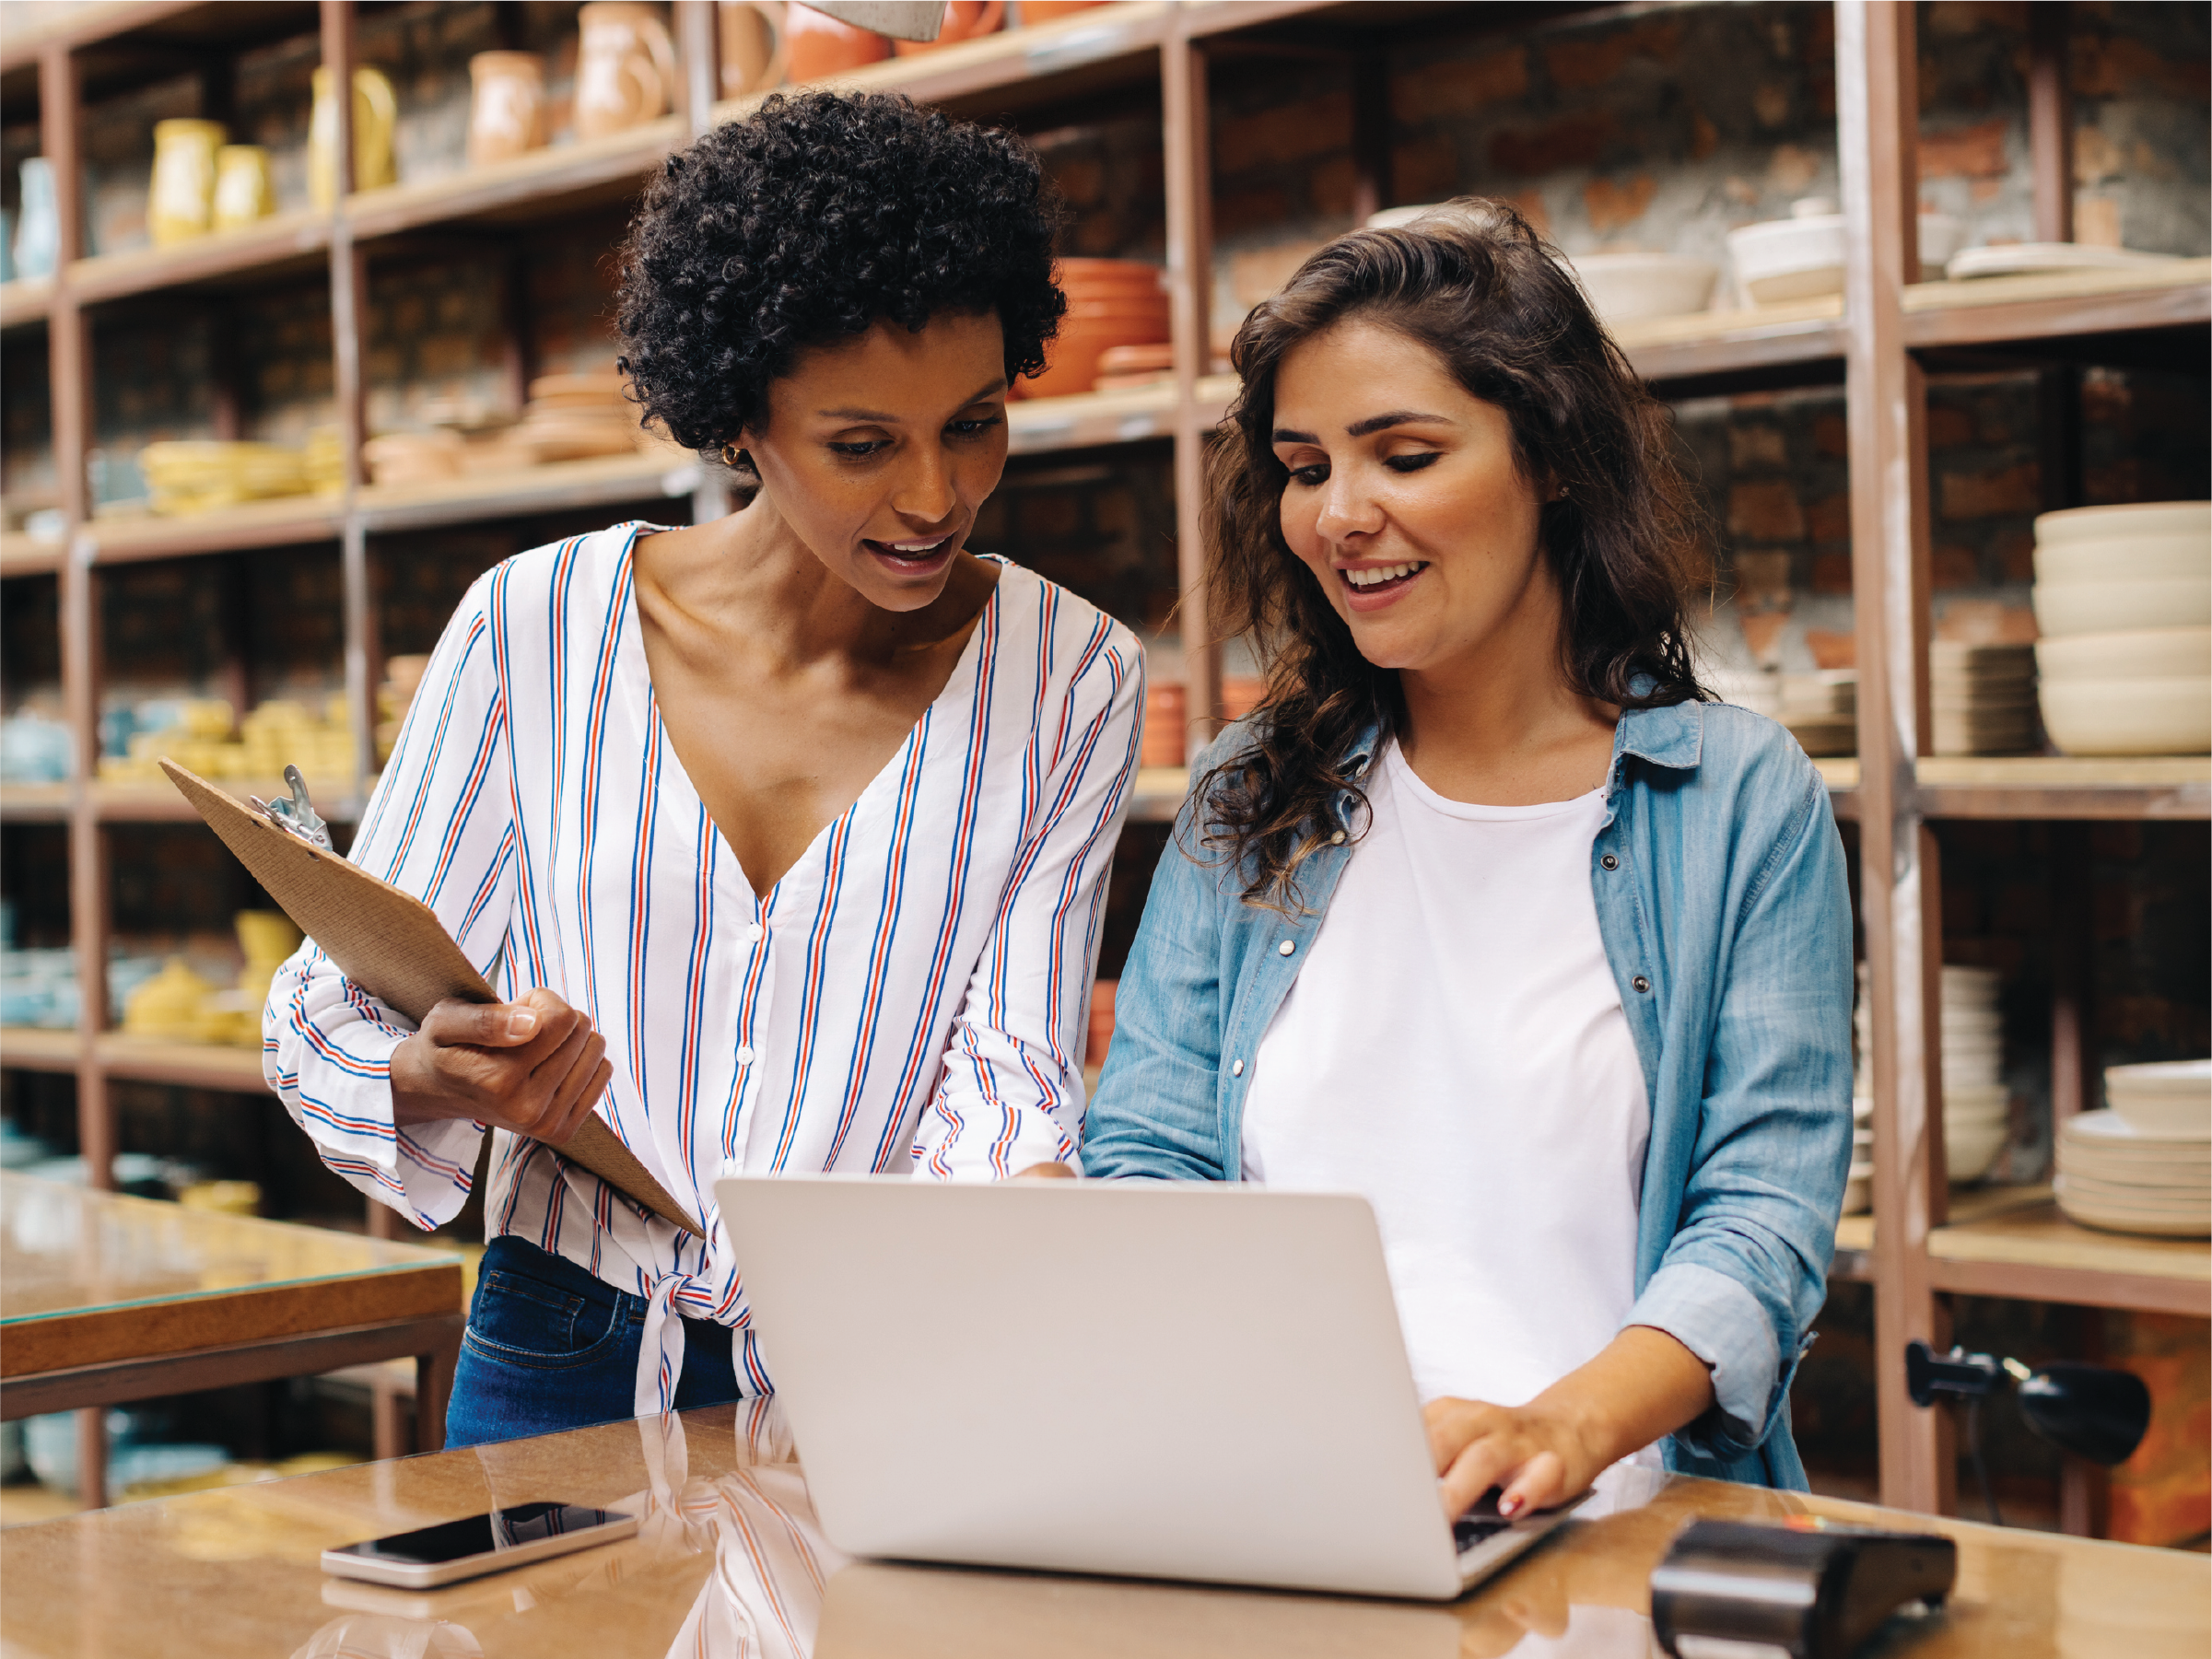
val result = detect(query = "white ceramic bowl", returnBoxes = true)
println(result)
[2105,1059,2212,1139]
[2035,501,2211,547]
[1842,1164,1873,1217]
[1947,1118,2008,1182]
[2034,535,2209,586]
[1727,210,1958,304]
[2036,627,2212,683]
[1566,252,1720,324]
[2032,578,2212,638]
[2038,677,2212,756]
[2105,1058,2212,1096]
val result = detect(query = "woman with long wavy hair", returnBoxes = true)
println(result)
[1074,202,1852,1513]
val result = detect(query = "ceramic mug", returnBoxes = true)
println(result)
[309,65,398,206]
[12,158,57,278]
[574,1,680,139]
[468,50,547,164]
[719,0,786,96]
[783,4,890,80]
[149,118,226,246]
[212,144,277,230]
[893,0,1004,54]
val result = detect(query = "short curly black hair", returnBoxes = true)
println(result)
[616,90,1066,455]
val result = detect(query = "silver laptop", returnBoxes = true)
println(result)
[716,1175,1588,1600]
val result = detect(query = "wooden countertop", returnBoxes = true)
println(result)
[0,1173,462,1378]
[3,1401,2204,1658]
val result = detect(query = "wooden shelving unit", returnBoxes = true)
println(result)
[0,0,2204,1525]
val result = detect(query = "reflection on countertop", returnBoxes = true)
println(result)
[2,1399,2206,1659]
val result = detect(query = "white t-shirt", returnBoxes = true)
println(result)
[1240,740,1651,1408]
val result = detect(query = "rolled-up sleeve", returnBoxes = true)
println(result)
[911,624,1142,1179]
[263,575,516,1228]
[1624,770,1854,1461]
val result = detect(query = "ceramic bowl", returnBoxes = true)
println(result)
[1028,315,1171,399]
[2035,501,2211,547]
[1564,252,1719,324]
[1842,1163,1873,1217]
[2038,676,2212,756]
[2036,627,2211,683]
[1727,208,1960,304]
[2105,1060,2212,1139]
[2032,578,2212,638]
[2033,534,2209,586]
[1946,1117,2008,1183]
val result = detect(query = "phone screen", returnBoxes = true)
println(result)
[330,1503,631,1566]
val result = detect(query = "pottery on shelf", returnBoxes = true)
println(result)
[719,1,787,96]
[1727,197,1961,305]
[784,4,892,80]
[1020,0,1109,19]
[1564,251,1718,325]
[575,1,681,138]
[309,65,399,207]
[12,158,58,280]
[894,0,1004,54]
[149,119,227,246]
[468,51,548,166]
[212,145,277,230]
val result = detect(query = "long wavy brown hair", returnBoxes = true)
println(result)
[1195,198,1709,911]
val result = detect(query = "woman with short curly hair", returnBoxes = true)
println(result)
[1080,202,1852,1511]
[265,92,1142,1445]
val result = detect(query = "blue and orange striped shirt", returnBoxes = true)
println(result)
[267,523,1142,1408]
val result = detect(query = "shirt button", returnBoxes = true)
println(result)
[1231,1058,1245,1077]
[1278,940,1295,956]
[735,1045,756,1064]
[1632,976,1651,995]
[719,1159,740,1179]
[1600,853,1619,870]
[744,922,766,943]
[1329,830,1346,846]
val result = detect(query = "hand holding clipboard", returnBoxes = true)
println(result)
[161,757,706,1238]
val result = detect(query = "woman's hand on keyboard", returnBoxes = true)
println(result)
[390,986,614,1146]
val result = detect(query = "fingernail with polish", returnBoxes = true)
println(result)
[1498,1494,1522,1518]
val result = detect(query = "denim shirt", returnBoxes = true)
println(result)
[1081,695,1854,1489]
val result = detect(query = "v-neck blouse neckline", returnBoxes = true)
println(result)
[614,522,1004,914]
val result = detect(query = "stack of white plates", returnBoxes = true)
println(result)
[1778,670,1856,757]
[1853,962,2011,1185]
[1843,1096,1873,1215]
[1929,640,2036,755]
[2031,502,2212,755]
[2056,1070,2211,1238]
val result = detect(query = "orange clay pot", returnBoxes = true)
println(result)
[893,0,1003,54]
[784,4,891,79]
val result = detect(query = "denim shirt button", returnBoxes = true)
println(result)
[1231,1058,1246,1077]
[1633,975,1651,994]
[1600,853,1619,870]
[1330,829,1346,845]
[1278,940,1295,956]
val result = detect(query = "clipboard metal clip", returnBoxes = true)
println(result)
[252,765,334,851]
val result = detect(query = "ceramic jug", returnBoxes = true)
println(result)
[894,0,1003,55]
[308,64,398,207]
[149,119,226,245]
[467,50,547,164]
[783,3,889,80]
[574,2,680,139]
[12,158,57,278]
[212,144,276,230]
[719,1,785,97]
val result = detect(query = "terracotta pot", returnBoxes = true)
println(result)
[1222,676,1266,721]
[1097,343,1174,375]
[212,145,276,229]
[468,51,547,165]
[1028,313,1165,398]
[309,65,398,206]
[574,1,680,139]
[720,1,786,95]
[893,0,1004,54]
[1057,257,1164,286]
[784,5,891,79]
[149,119,226,246]
[1021,0,1109,20]
[1142,682,1187,767]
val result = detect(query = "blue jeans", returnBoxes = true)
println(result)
[446,1235,743,1449]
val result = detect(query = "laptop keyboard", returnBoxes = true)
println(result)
[1453,1514,1513,1552]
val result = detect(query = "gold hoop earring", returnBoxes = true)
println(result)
[720,442,751,472]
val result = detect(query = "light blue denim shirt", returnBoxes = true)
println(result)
[1081,695,1854,1489]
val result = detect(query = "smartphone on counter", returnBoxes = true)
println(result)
[322,1502,638,1588]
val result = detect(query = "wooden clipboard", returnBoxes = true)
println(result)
[161,758,705,1237]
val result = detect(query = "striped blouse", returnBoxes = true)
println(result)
[265,522,1142,1411]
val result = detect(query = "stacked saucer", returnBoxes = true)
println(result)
[1777,670,1855,758]
[1929,640,2036,755]
[2056,1061,2212,1236]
